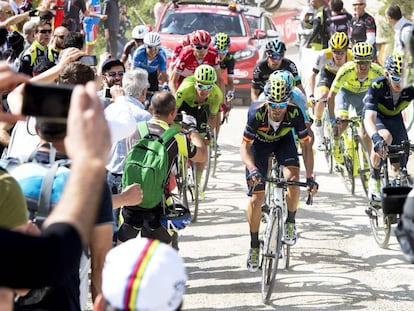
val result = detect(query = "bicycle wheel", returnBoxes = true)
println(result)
[185,161,199,223]
[322,113,334,174]
[367,203,391,248]
[211,132,219,177]
[340,137,355,194]
[201,142,211,193]
[261,206,283,304]
[356,136,371,197]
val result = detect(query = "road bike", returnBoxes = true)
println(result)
[313,98,333,173]
[366,140,414,248]
[334,117,371,196]
[258,156,312,304]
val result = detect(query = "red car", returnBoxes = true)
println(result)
[155,1,265,105]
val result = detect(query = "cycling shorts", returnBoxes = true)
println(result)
[335,88,366,117]
[376,115,408,165]
[246,132,299,193]
[317,68,336,90]
[178,102,210,134]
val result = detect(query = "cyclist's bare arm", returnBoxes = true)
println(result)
[189,131,207,163]
[327,90,337,118]
[300,137,314,178]
[309,70,318,97]
[363,110,378,138]
[158,70,168,84]
[251,88,260,102]
[168,71,180,95]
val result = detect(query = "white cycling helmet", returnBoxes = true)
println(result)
[144,32,161,47]
[131,25,149,40]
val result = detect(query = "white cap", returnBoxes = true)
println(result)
[102,238,187,311]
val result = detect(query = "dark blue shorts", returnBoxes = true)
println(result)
[377,115,408,164]
[246,132,300,192]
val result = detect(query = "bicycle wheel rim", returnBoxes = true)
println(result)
[368,204,391,248]
[261,207,282,304]
[343,156,355,194]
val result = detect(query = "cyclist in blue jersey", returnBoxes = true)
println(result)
[363,53,414,202]
[241,75,318,272]
[132,32,168,97]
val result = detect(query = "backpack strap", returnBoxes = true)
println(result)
[160,127,178,145]
[27,142,57,164]
[137,121,178,144]
[37,161,60,221]
[137,121,150,138]
[400,22,413,49]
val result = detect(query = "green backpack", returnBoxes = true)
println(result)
[122,122,177,209]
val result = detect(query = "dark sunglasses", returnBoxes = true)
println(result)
[146,45,158,50]
[390,75,402,83]
[268,101,288,109]
[218,49,228,55]
[267,54,283,60]
[355,60,371,66]
[332,49,346,55]
[196,82,213,91]
[38,29,52,34]
[193,45,209,50]
[106,71,125,77]
[352,3,365,6]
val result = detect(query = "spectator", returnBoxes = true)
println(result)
[117,3,131,59]
[94,237,187,311]
[102,0,120,58]
[83,0,108,55]
[18,20,57,77]
[154,0,166,27]
[167,15,184,34]
[305,0,330,50]
[385,5,414,54]
[349,0,376,48]
[62,0,89,32]
[325,0,352,38]
[120,24,150,68]
[50,26,69,55]
[22,20,36,49]
[98,57,125,107]
[63,31,85,49]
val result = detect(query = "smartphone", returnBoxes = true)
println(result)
[78,55,98,66]
[22,83,74,122]
[104,88,112,98]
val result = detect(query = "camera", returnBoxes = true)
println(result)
[22,83,74,122]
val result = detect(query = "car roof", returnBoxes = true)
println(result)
[242,5,270,18]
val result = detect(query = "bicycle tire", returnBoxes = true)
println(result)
[340,136,355,194]
[356,136,371,197]
[261,206,283,304]
[368,204,391,248]
[322,113,334,174]
[201,142,211,193]
[211,133,219,177]
[186,161,199,223]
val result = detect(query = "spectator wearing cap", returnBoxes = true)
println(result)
[385,5,414,54]
[98,57,125,107]
[94,237,187,311]
[18,20,58,76]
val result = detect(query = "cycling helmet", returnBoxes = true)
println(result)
[384,53,404,76]
[352,42,373,60]
[213,32,230,51]
[191,30,211,46]
[131,25,149,40]
[264,76,292,102]
[194,64,217,84]
[329,32,349,50]
[160,203,192,232]
[143,32,161,47]
[269,70,296,90]
[265,39,286,55]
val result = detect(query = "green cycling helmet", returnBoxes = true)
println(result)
[194,64,217,84]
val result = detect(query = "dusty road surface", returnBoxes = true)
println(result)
[177,105,414,311]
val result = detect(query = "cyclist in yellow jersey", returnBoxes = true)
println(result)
[309,32,353,150]
[327,42,384,164]
[175,64,223,199]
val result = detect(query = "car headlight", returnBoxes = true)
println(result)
[233,48,256,61]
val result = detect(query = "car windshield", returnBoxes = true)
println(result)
[160,12,246,36]
[245,15,259,33]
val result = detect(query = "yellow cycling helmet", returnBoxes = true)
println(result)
[352,42,373,60]
[213,32,230,51]
[384,52,404,76]
[194,64,217,84]
[329,32,349,50]
[264,77,292,102]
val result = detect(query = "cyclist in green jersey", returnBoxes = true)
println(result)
[327,42,384,164]
[175,64,223,198]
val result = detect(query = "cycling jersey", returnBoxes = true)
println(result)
[132,45,167,91]
[331,61,384,94]
[173,45,220,85]
[219,53,235,76]
[18,41,58,76]
[243,102,309,143]
[252,58,301,94]
[364,76,414,118]
[312,48,353,75]
[350,13,376,44]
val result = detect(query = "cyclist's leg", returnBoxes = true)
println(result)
[333,89,350,163]
[314,69,333,147]
[385,116,408,176]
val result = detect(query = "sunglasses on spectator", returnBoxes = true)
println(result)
[38,29,52,34]
[390,75,402,83]
[218,49,228,55]
[106,71,125,77]
[146,45,158,50]
[193,45,209,50]
[352,3,365,6]
[268,101,288,109]
[195,83,213,91]
[332,49,346,55]
[267,54,283,60]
